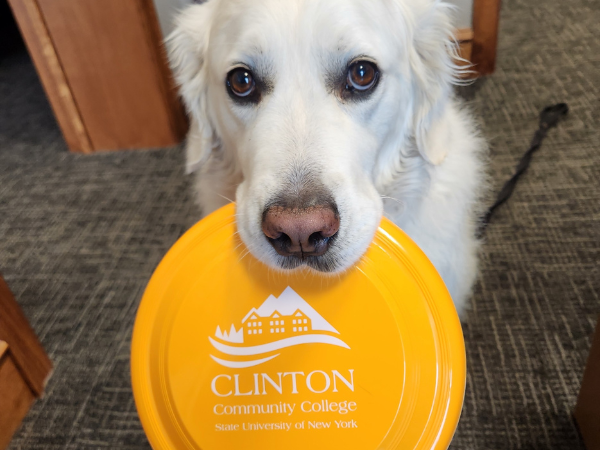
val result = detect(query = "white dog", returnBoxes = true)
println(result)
[167,0,487,317]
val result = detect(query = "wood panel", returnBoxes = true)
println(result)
[471,0,502,75]
[36,0,187,151]
[0,275,52,397]
[575,316,600,450]
[7,0,92,153]
[0,343,36,450]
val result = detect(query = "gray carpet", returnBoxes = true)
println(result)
[1,0,599,448]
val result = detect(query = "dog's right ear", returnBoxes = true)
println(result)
[167,1,218,174]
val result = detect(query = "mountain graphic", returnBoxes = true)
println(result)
[209,286,349,368]
[241,286,339,334]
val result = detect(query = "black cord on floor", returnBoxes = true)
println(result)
[479,103,569,237]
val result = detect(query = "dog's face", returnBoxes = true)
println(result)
[169,0,457,273]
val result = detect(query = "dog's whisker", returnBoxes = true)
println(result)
[232,241,246,253]
[380,195,405,205]
[213,190,236,204]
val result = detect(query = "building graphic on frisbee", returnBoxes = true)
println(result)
[214,286,339,345]
[242,309,312,344]
[211,287,349,368]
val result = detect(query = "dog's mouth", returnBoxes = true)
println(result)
[273,252,342,273]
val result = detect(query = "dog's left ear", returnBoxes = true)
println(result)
[409,1,459,165]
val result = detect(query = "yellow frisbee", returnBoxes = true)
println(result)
[131,203,465,450]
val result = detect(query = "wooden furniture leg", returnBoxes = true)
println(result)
[575,316,600,450]
[471,0,502,75]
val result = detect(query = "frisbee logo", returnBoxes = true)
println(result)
[209,287,349,368]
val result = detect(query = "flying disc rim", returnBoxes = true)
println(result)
[131,203,466,450]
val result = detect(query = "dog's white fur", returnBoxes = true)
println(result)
[168,0,487,317]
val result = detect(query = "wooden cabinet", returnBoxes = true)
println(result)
[0,341,35,450]
[0,275,52,450]
[7,0,187,153]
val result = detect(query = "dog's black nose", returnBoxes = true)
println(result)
[262,203,339,258]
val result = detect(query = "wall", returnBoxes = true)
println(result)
[152,0,193,38]
[447,0,474,29]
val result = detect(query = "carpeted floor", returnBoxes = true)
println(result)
[1,0,599,448]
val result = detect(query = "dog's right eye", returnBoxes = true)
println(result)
[226,68,257,101]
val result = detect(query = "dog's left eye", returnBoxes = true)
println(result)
[346,61,379,92]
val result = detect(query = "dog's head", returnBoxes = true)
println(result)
[169,0,460,273]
